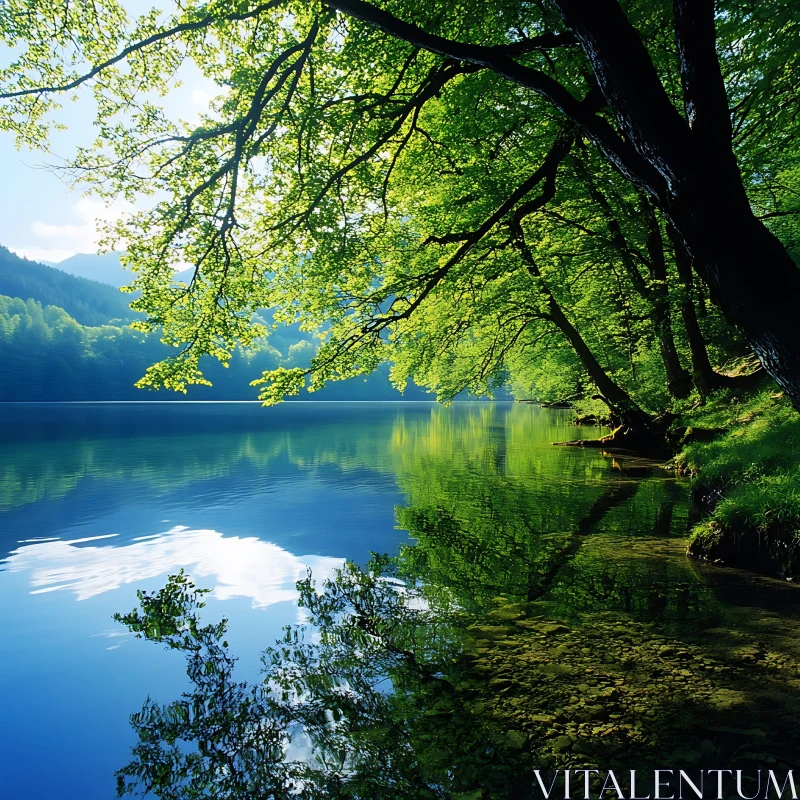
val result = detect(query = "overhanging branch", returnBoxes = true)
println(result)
[325,0,664,192]
[0,2,285,100]
[296,129,576,381]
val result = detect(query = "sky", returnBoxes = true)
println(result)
[0,7,215,265]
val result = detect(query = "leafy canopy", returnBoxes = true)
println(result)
[1,0,797,404]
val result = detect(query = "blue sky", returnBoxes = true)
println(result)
[0,8,214,265]
[1,100,98,263]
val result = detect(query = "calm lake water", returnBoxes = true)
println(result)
[2,402,800,799]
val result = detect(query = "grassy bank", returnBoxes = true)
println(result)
[673,385,800,578]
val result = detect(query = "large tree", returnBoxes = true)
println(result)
[1,0,798,409]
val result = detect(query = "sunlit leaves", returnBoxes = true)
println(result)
[1,0,793,405]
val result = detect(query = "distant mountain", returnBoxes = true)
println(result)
[55,251,131,287]
[56,252,194,288]
[0,246,135,326]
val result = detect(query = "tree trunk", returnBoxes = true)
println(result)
[527,478,640,602]
[666,223,719,398]
[551,0,800,409]
[511,222,653,431]
[641,202,693,399]
[575,160,692,399]
[547,300,652,429]
[667,204,800,404]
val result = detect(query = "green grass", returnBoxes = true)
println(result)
[675,386,800,560]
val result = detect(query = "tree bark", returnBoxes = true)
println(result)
[641,202,693,399]
[666,204,797,399]
[548,304,657,432]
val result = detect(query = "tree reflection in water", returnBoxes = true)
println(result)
[114,415,800,798]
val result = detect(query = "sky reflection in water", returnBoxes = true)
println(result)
[0,401,606,799]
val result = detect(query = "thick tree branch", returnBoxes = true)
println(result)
[422,129,574,263]
[496,32,578,53]
[640,197,693,397]
[377,130,574,326]
[757,209,800,220]
[326,0,664,193]
[673,0,732,147]
[548,0,691,194]
[511,219,651,428]
[299,130,575,383]
[672,0,743,201]
[511,136,574,224]
[3,0,664,196]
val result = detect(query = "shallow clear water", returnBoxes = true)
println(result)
[1,402,799,798]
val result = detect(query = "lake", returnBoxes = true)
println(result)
[2,402,800,799]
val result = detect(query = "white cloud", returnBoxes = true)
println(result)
[13,196,132,263]
[6,525,344,607]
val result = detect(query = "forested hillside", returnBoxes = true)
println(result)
[0,247,135,325]
[0,286,429,401]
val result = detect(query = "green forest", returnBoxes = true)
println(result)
[0,246,135,326]
[0,291,298,400]
[0,246,429,400]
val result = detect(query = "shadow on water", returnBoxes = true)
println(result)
[111,404,800,798]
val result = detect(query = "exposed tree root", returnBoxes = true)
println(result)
[553,422,672,456]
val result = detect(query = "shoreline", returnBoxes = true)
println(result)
[674,386,799,581]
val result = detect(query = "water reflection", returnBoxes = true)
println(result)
[107,405,800,798]
[0,402,436,800]
[115,555,800,798]
[4,403,800,799]
[6,526,343,606]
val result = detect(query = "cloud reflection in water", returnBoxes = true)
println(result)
[6,526,344,606]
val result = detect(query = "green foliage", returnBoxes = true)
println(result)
[113,559,472,798]
[114,570,213,645]
[0,0,775,409]
[2,0,799,556]
[678,387,800,543]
